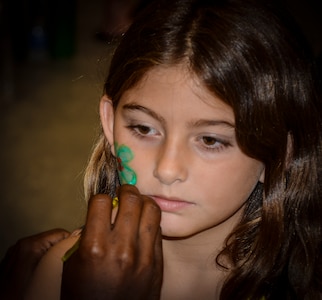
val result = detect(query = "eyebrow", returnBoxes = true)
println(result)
[122,103,166,125]
[187,119,235,129]
[122,102,235,129]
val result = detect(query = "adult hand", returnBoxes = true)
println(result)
[61,184,163,300]
[0,228,70,300]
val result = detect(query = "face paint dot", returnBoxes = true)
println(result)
[117,157,124,171]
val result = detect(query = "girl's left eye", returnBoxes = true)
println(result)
[198,135,231,151]
[202,136,218,146]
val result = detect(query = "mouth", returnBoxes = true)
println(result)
[150,195,195,212]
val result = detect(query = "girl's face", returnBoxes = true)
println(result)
[102,66,265,239]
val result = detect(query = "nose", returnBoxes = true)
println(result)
[153,139,188,185]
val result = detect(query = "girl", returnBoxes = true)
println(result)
[26,0,322,299]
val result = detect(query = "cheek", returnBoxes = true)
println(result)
[129,150,154,183]
[114,143,138,185]
[114,137,155,186]
[200,158,263,202]
[220,160,264,201]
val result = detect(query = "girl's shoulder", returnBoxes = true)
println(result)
[25,229,81,300]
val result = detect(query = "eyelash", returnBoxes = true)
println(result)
[126,124,231,152]
[126,124,159,139]
[196,136,231,152]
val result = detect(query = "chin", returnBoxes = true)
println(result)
[160,225,198,240]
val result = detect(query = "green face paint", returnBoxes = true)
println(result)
[115,143,137,185]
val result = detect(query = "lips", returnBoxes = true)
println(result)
[150,195,195,212]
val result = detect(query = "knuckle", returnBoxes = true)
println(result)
[79,241,107,260]
[113,246,136,270]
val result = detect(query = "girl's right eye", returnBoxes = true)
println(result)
[127,124,159,138]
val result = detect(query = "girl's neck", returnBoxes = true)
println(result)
[162,206,239,266]
[161,226,233,300]
[163,234,221,267]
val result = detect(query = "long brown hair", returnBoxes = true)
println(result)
[85,0,322,298]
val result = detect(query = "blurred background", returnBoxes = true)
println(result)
[0,0,321,259]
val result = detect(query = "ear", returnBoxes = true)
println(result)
[100,95,115,156]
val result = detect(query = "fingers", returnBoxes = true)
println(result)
[1,228,70,270]
[79,185,162,265]
[61,186,163,300]
[0,228,70,299]
[155,227,163,271]
[137,195,161,264]
[113,185,162,283]
[113,185,161,252]
[113,185,144,241]
[33,228,70,244]
[151,227,163,299]
[27,228,71,256]
[79,194,113,257]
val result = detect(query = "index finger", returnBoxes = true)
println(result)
[112,185,144,238]
[79,194,113,255]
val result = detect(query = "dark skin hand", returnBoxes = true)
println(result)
[0,228,70,300]
[61,184,163,300]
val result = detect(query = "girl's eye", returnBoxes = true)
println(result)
[202,136,218,146]
[127,124,159,137]
[136,125,152,135]
[199,135,231,152]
